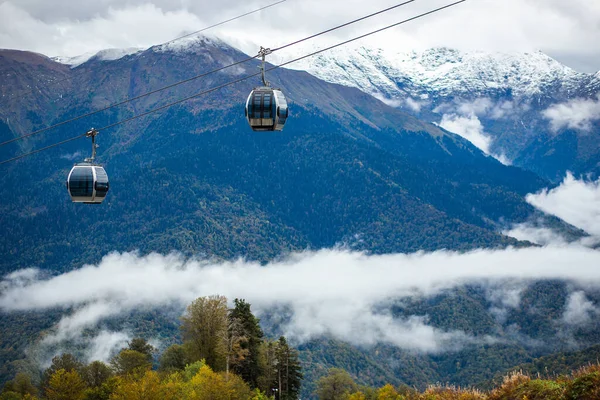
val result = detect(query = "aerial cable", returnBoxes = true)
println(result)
[14,0,288,98]
[0,55,261,147]
[162,0,287,46]
[270,0,416,52]
[1,0,421,148]
[0,0,466,167]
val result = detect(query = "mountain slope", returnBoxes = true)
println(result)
[0,38,552,273]
[277,44,600,182]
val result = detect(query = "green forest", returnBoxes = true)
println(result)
[1,296,302,400]
[4,296,600,400]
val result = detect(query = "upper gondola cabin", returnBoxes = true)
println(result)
[245,86,288,131]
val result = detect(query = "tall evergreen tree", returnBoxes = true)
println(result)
[127,338,156,364]
[229,299,264,388]
[275,337,302,400]
[257,340,278,396]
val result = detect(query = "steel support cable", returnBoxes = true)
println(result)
[162,0,287,46]
[0,0,466,166]
[14,0,289,98]
[271,0,416,52]
[0,54,261,147]
[1,0,421,148]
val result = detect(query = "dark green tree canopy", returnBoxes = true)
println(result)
[127,338,156,363]
[159,344,189,372]
[230,298,265,388]
[110,349,152,375]
[81,361,113,388]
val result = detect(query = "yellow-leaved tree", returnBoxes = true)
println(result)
[45,369,87,400]
[377,384,405,400]
[109,371,162,400]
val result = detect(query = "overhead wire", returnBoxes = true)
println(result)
[161,0,287,46]
[1,0,419,148]
[0,0,467,166]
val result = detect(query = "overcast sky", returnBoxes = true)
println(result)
[0,0,599,72]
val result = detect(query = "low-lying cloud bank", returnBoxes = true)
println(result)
[527,173,600,237]
[543,95,600,132]
[436,98,515,165]
[2,246,600,361]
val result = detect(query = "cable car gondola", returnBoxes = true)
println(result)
[245,47,288,131]
[66,129,109,204]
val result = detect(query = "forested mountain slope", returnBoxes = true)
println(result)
[279,44,600,182]
[0,38,550,274]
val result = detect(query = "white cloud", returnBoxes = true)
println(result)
[404,98,425,113]
[43,303,121,344]
[542,95,600,132]
[86,331,132,363]
[562,291,599,326]
[436,99,515,164]
[439,113,492,154]
[486,282,526,323]
[3,246,600,361]
[503,224,569,246]
[456,98,494,117]
[526,173,600,237]
[374,95,426,113]
[60,151,82,161]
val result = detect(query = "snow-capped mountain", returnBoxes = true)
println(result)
[273,43,599,181]
[276,44,591,103]
[45,37,600,181]
[52,47,143,68]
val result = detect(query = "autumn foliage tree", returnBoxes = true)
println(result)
[1,296,300,400]
[181,295,229,371]
[45,369,86,400]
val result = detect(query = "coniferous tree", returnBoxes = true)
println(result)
[127,338,156,364]
[223,315,249,379]
[275,337,302,400]
[111,350,152,375]
[229,299,264,387]
[257,340,278,396]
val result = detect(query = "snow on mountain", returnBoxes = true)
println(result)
[591,71,600,90]
[152,34,231,54]
[52,47,142,68]
[273,43,590,103]
[52,52,97,68]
